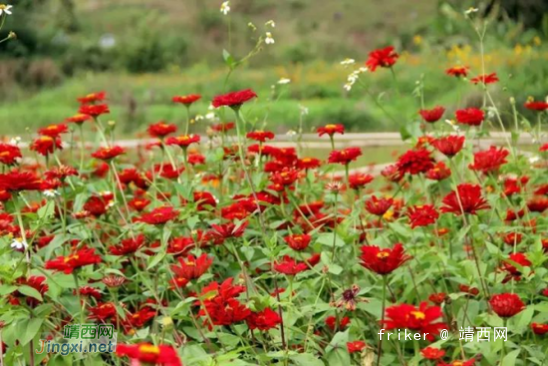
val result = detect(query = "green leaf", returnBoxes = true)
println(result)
[0,284,17,296]
[147,250,166,270]
[501,349,520,366]
[222,49,236,68]
[291,353,325,366]
[20,318,44,346]
[17,285,43,301]
[37,200,55,220]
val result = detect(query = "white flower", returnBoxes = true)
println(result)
[43,189,59,198]
[265,32,275,45]
[265,20,276,28]
[205,112,216,120]
[299,104,309,115]
[286,130,297,136]
[10,136,21,145]
[248,22,256,31]
[278,78,291,85]
[340,58,355,66]
[220,1,230,15]
[465,7,479,15]
[529,156,540,164]
[195,114,205,121]
[0,4,13,16]
[11,238,28,250]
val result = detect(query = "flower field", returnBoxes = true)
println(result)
[1,3,548,366]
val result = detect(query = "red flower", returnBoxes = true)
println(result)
[172,94,201,106]
[0,144,22,165]
[91,146,125,160]
[297,157,322,170]
[407,205,439,228]
[137,206,179,225]
[77,286,102,300]
[0,171,42,192]
[273,255,309,275]
[193,191,217,210]
[38,124,69,138]
[365,46,399,71]
[381,164,404,182]
[88,302,117,321]
[166,134,200,148]
[109,234,145,256]
[77,91,106,105]
[83,195,110,217]
[446,66,469,77]
[468,146,509,174]
[30,136,63,156]
[489,293,525,318]
[503,232,523,245]
[431,135,465,157]
[502,253,531,282]
[441,184,490,215]
[328,147,362,165]
[396,148,435,175]
[426,161,451,181]
[212,122,236,133]
[455,108,484,126]
[208,221,248,244]
[437,360,476,366]
[116,343,182,366]
[270,168,299,186]
[525,100,548,111]
[325,316,350,331]
[246,130,275,142]
[346,341,366,353]
[148,121,177,138]
[471,72,499,85]
[11,276,48,308]
[79,104,110,117]
[45,248,102,274]
[419,106,445,123]
[66,114,92,125]
[284,234,312,251]
[246,308,282,330]
[527,195,548,213]
[365,195,393,216]
[150,163,184,180]
[428,293,447,305]
[532,323,548,335]
[421,346,445,360]
[212,89,257,108]
[348,173,374,190]
[383,302,447,341]
[317,124,345,137]
[360,243,411,275]
[170,254,213,281]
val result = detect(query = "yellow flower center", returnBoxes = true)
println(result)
[64,255,79,263]
[411,311,425,320]
[139,344,160,355]
[376,251,390,259]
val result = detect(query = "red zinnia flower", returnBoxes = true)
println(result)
[273,255,309,275]
[170,254,213,281]
[381,164,404,182]
[419,106,445,123]
[91,146,125,160]
[365,46,399,71]
[208,221,248,244]
[317,124,345,137]
[137,206,179,225]
[212,89,257,108]
[502,253,531,282]
[396,148,435,175]
[430,135,465,157]
[116,343,182,366]
[77,91,106,105]
[348,173,374,190]
[468,146,509,174]
[407,205,439,228]
[11,276,48,308]
[527,195,548,213]
[212,122,236,133]
[246,308,282,331]
[66,114,92,125]
[0,143,22,165]
[325,316,350,331]
[284,234,312,251]
[172,94,201,106]
[148,121,177,138]
[360,243,411,275]
[532,323,548,335]
[38,123,69,138]
[365,195,393,216]
[524,100,548,111]
[489,293,525,318]
[437,359,476,366]
[128,197,151,212]
[0,171,42,192]
[45,248,102,274]
[246,130,275,142]
[346,341,366,353]
[446,66,469,77]
[421,346,445,360]
[328,147,362,165]
[470,72,499,85]
[455,108,484,126]
[109,234,145,256]
[30,136,63,156]
[297,157,322,170]
[166,134,200,148]
[441,184,490,215]
[425,161,451,181]
[428,293,447,305]
[383,302,447,341]
[79,104,110,117]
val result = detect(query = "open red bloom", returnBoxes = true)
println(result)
[172,94,201,105]
[325,315,350,331]
[148,121,177,138]
[328,147,362,165]
[297,157,322,170]
[348,173,374,190]
[212,122,235,133]
[471,72,499,85]
[137,206,179,225]
[246,130,275,142]
[502,253,531,282]
[273,255,309,275]
[397,148,435,175]
[77,91,106,105]
[437,359,476,366]
[381,164,404,182]
[212,89,257,108]
[38,124,69,138]
[109,234,145,256]
[446,66,469,77]
[455,108,484,126]
[208,221,248,244]
[431,135,465,157]
[30,136,63,156]
[91,146,125,160]
[11,276,48,308]
[532,323,548,335]
[116,343,182,366]
[421,346,445,360]
[365,195,393,216]
[317,124,345,137]
[284,233,312,251]
[365,46,398,71]
[360,243,411,275]
[441,184,490,215]
[246,307,282,330]
[419,106,445,123]
[346,341,366,353]
[527,195,548,213]
[469,146,509,174]
[525,100,548,111]
[83,195,110,217]
[0,170,42,192]
[66,114,92,125]
[45,248,102,274]
[383,302,447,341]
[489,293,525,318]
[170,254,213,281]
[407,205,439,228]
[426,161,451,181]
[79,104,110,117]
[0,143,22,165]
[166,134,200,148]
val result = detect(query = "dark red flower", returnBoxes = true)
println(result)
[79,104,110,117]
[419,106,445,123]
[30,136,63,156]
[346,341,366,353]
[172,94,201,106]
[273,256,309,275]
[325,315,350,331]
[383,302,447,341]
[77,91,106,105]
[407,205,439,228]
[0,143,22,165]
[328,147,362,165]
[297,157,322,170]
[148,121,177,138]
[527,195,548,213]
[317,124,345,137]
[348,173,374,190]
[137,206,179,225]
[441,184,490,215]
[446,66,469,77]
[489,293,525,318]
[208,221,248,244]
[66,114,92,125]
[246,308,282,330]
[396,148,435,175]
[116,343,182,366]
[421,346,445,360]
[468,146,509,174]
[455,108,484,126]
[502,253,531,282]
[11,276,48,308]
[284,234,312,251]
[212,89,257,108]
[83,195,110,217]
[365,46,399,71]
[246,130,275,142]
[166,134,200,148]
[426,161,451,181]
[170,254,213,281]
[0,171,42,192]
[381,164,404,182]
[45,248,102,274]
[212,122,236,133]
[431,135,465,157]
[428,293,447,305]
[525,100,548,111]
[365,195,393,216]
[91,146,125,160]
[532,323,548,335]
[471,72,499,85]
[109,234,145,256]
[360,243,411,275]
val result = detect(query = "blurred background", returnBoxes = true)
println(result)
[0,0,547,135]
